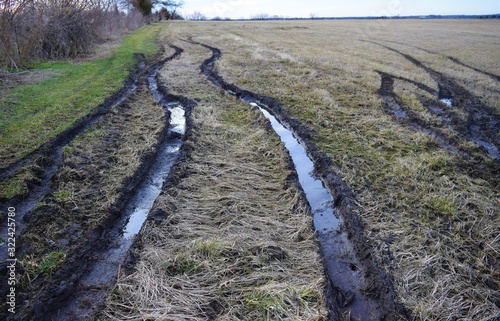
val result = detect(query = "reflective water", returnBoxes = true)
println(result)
[250,103,339,233]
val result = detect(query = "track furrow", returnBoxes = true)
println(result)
[371,42,500,161]
[376,71,500,189]
[0,50,184,247]
[193,39,405,321]
[1,47,193,320]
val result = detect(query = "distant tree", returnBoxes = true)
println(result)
[155,0,184,18]
[187,11,207,20]
[251,13,269,20]
[128,0,183,17]
[157,7,170,20]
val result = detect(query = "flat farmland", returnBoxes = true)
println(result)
[1,19,499,320]
[141,19,499,320]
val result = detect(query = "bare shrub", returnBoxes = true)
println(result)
[0,1,43,68]
[186,11,206,20]
[0,0,149,69]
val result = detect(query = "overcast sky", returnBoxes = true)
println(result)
[179,0,500,19]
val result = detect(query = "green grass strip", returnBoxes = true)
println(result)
[0,23,163,168]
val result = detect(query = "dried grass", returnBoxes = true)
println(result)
[102,40,327,320]
[134,20,500,320]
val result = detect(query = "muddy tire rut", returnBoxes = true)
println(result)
[102,39,331,320]
[374,46,500,189]
[0,47,192,320]
[191,39,407,320]
[371,41,500,162]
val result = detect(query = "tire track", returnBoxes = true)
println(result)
[2,46,195,320]
[383,40,500,82]
[376,70,464,152]
[370,41,500,161]
[376,70,500,189]
[0,57,142,182]
[0,49,183,254]
[192,39,407,321]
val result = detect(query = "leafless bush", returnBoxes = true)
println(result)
[0,0,148,69]
[185,11,206,21]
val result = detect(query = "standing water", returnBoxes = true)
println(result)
[250,103,338,233]
[246,101,382,320]
[48,61,188,320]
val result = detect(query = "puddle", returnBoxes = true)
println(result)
[249,103,338,233]
[119,65,187,239]
[440,98,453,107]
[75,101,185,287]
[196,42,398,320]
[248,101,380,320]
[474,138,500,159]
[438,85,453,107]
[90,63,186,281]
[43,56,187,320]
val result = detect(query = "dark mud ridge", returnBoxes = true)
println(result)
[0,47,196,320]
[372,41,500,162]
[373,43,500,189]
[194,39,408,321]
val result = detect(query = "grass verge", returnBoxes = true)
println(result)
[0,23,163,169]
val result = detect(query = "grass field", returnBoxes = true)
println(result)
[148,20,499,320]
[1,19,499,320]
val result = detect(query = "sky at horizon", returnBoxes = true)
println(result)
[178,0,500,19]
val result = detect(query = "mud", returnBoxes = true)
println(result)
[0,47,195,320]
[377,70,500,188]
[249,103,338,233]
[374,53,500,190]
[0,56,144,252]
[195,40,406,320]
[38,52,192,321]
[372,42,500,161]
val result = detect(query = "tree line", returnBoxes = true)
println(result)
[0,0,183,70]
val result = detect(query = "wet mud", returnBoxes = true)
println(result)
[374,50,500,189]
[372,42,500,161]
[0,47,195,320]
[194,39,407,320]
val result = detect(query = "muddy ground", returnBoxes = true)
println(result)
[1,37,402,321]
[2,20,499,321]
[0,48,184,319]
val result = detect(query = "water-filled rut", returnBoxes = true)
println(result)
[195,40,404,320]
[8,47,194,321]
[50,68,187,321]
